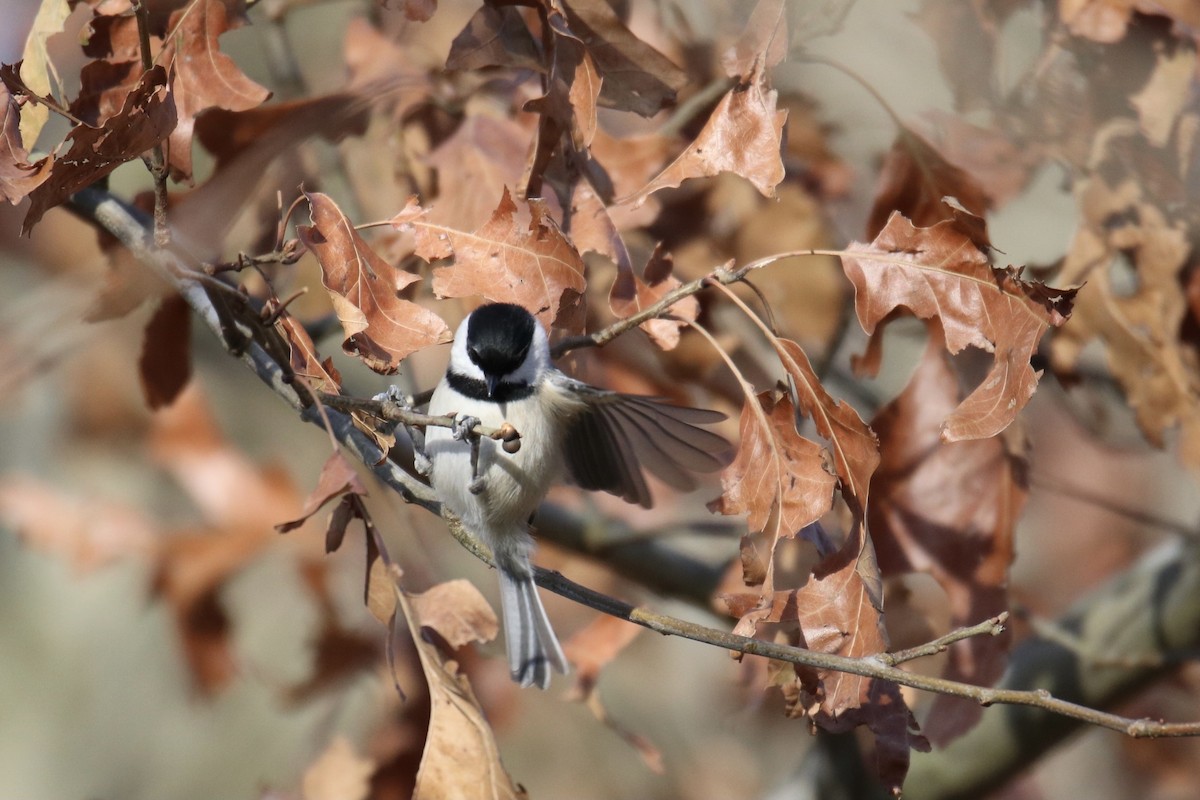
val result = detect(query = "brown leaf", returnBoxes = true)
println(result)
[775,337,879,515]
[912,0,1006,112]
[559,0,687,117]
[1130,41,1196,147]
[446,6,543,73]
[865,126,991,240]
[382,569,526,800]
[300,190,451,373]
[274,311,343,396]
[276,451,367,534]
[139,291,192,409]
[399,188,588,330]
[0,83,52,203]
[735,523,928,794]
[302,737,375,800]
[871,322,1024,744]
[409,579,499,650]
[620,59,787,207]
[608,241,697,350]
[159,0,271,180]
[842,210,1077,441]
[709,390,837,589]
[19,64,176,232]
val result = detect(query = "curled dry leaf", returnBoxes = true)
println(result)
[159,0,271,180]
[395,188,588,330]
[709,390,837,589]
[865,126,991,239]
[10,64,177,232]
[0,83,53,203]
[378,569,524,800]
[620,53,787,208]
[426,108,531,232]
[871,322,1025,744]
[273,311,343,396]
[559,0,687,117]
[842,209,1077,441]
[300,191,451,374]
[276,451,367,539]
[733,521,927,795]
[408,579,500,650]
[608,242,697,350]
[774,337,879,515]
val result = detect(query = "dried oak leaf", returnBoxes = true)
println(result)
[560,0,687,117]
[709,390,837,589]
[17,64,176,233]
[275,451,368,551]
[0,83,52,203]
[300,190,451,374]
[620,32,787,207]
[377,570,524,800]
[865,126,991,239]
[608,241,697,350]
[871,322,1025,745]
[139,291,192,409]
[401,0,437,22]
[159,0,271,181]
[397,188,587,330]
[842,210,1077,441]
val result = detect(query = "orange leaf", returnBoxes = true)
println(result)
[842,210,1076,441]
[301,190,451,373]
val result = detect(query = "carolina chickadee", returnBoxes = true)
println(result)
[424,302,731,688]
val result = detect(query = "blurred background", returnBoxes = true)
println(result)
[2,0,1200,798]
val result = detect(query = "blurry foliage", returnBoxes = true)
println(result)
[2,0,1200,798]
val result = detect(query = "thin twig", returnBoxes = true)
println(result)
[881,613,1010,667]
[133,0,170,247]
[441,513,1200,739]
[316,392,520,447]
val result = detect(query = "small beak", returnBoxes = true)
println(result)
[486,374,501,399]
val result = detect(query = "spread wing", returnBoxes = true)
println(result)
[552,375,732,508]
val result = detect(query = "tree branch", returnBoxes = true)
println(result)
[906,537,1200,800]
[69,185,1200,746]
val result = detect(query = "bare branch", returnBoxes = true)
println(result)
[880,614,1009,667]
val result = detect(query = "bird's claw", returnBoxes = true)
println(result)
[469,476,488,495]
[452,415,481,441]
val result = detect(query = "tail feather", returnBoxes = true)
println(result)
[498,566,568,689]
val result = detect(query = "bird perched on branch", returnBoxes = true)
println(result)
[422,302,731,688]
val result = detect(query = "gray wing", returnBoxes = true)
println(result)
[554,376,732,509]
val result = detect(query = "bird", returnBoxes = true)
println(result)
[422,302,731,689]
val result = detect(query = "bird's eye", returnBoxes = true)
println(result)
[466,345,480,363]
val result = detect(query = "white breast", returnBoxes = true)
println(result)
[425,381,566,534]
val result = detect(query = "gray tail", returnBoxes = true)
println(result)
[498,566,568,689]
